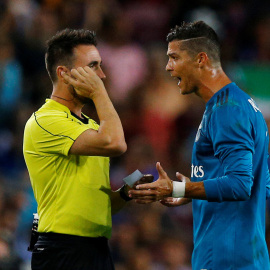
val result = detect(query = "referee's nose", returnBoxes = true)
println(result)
[97,67,106,80]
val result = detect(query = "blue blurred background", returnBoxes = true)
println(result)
[0,0,270,269]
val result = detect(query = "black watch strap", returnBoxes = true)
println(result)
[119,184,132,201]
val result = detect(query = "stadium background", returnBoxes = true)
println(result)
[0,0,270,269]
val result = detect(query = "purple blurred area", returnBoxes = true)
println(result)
[0,0,270,269]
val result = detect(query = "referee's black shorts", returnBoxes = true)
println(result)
[31,233,115,270]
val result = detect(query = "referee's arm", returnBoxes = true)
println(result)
[64,67,127,157]
[68,86,127,156]
[110,189,129,215]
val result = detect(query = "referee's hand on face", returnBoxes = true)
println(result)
[61,66,106,100]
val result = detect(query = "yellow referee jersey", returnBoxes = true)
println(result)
[23,99,112,238]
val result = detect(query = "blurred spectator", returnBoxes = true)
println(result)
[161,237,192,270]
[83,0,121,32]
[0,183,24,270]
[110,136,158,190]
[187,6,224,38]
[125,246,164,270]
[7,0,38,34]
[0,38,22,129]
[123,0,171,44]
[239,13,270,61]
[140,45,188,166]
[0,234,21,270]
[14,171,37,268]
[0,5,16,39]
[99,12,148,105]
[254,15,270,61]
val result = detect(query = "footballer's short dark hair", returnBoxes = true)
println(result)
[167,21,221,63]
[45,29,97,82]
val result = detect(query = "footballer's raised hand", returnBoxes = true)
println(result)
[160,172,191,207]
[61,66,106,99]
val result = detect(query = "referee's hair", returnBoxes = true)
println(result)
[167,21,221,64]
[45,29,97,83]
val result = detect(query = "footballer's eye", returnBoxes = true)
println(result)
[169,55,177,60]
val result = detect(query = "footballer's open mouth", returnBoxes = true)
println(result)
[172,76,182,86]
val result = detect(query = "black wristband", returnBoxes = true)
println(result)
[119,184,132,201]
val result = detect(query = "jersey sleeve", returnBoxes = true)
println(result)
[203,104,255,202]
[266,154,270,199]
[32,112,92,156]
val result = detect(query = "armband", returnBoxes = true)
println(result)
[172,181,186,198]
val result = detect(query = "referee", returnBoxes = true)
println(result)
[23,29,134,270]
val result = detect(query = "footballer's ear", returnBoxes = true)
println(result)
[196,52,208,67]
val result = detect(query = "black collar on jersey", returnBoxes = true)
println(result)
[70,111,89,124]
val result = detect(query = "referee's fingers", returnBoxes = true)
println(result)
[61,71,76,84]
[77,67,88,76]
[136,174,154,186]
[71,68,85,82]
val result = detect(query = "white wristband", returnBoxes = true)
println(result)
[172,181,186,198]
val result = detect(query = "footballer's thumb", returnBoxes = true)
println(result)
[156,162,167,178]
[176,172,186,182]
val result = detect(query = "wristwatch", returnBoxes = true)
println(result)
[119,184,132,201]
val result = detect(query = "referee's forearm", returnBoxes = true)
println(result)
[110,190,129,215]
[93,92,126,155]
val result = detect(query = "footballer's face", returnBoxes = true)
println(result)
[166,40,200,95]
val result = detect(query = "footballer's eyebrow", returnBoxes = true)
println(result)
[167,52,178,57]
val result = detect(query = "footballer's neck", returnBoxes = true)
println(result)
[197,69,231,103]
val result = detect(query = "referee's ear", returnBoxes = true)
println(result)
[57,66,70,84]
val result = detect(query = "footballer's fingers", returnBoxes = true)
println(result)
[130,188,157,196]
[132,193,160,204]
[176,172,190,183]
[134,181,158,190]
[134,198,157,204]
[160,197,181,207]
[129,189,164,202]
[161,197,192,207]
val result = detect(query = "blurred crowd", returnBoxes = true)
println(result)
[0,0,270,269]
